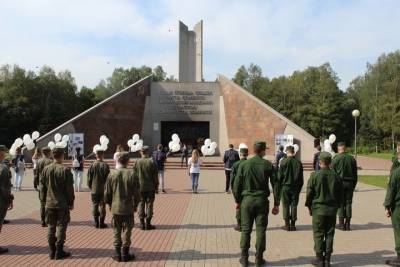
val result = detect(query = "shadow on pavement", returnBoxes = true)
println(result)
[269,250,394,266]
[157,223,237,230]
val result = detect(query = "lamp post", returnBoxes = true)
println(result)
[352,109,360,159]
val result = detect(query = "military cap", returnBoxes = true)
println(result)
[254,141,267,150]
[337,141,346,147]
[240,147,249,154]
[319,152,332,161]
[0,145,8,152]
[41,146,51,152]
[117,151,130,162]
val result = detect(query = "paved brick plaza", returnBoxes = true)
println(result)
[1,168,396,266]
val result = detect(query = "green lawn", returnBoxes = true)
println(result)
[358,175,389,189]
[359,152,393,160]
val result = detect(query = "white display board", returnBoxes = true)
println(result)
[275,134,294,152]
[68,133,84,157]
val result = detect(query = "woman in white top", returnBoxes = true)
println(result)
[113,145,124,169]
[188,149,203,193]
[12,147,26,191]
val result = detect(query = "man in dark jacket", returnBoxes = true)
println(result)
[0,145,13,254]
[152,144,167,193]
[223,144,240,193]
[275,145,286,170]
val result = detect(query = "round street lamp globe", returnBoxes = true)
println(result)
[352,109,360,117]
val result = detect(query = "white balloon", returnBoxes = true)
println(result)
[62,135,70,142]
[26,142,35,150]
[172,143,181,152]
[23,137,32,146]
[101,137,109,146]
[204,139,211,146]
[127,139,134,147]
[168,141,174,150]
[32,131,40,140]
[328,134,336,144]
[23,134,31,142]
[15,138,23,147]
[132,134,140,141]
[54,133,62,142]
[93,144,101,153]
[131,142,143,152]
[172,134,180,143]
[208,148,216,156]
[210,142,218,150]
[48,141,55,150]
[100,143,108,151]
[201,145,208,155]
[9,148,16,156]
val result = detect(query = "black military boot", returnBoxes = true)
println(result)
[345,218,351,231]
[239,249,249,267]
[122,247,135,262]
[386,255,400,266]
[41,221,48,227]
[146,218,156,230]
[140,218,146,230]
[281,220,290,231]
[99,217,108,229]
[234,224,241,232]
[325,253,331,267]
[290,220,297,231]
[336,218,345,231]
[55,245,71,260]
[0,247,9,254]
[94,216,99,228]
[255,252,266,266]
[112,247,121,262]
[311,253,325,266]
[49,243,56,259]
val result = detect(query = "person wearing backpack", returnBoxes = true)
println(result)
[223,144,240,194]
[72,147,84,192]
[152,144,167,193]
[12,147,26,191]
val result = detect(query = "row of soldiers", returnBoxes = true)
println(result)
[0,144,159,262]
[229,141,370,267]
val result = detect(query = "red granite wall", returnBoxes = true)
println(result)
[219,76,287,156]
[71,77,151,157]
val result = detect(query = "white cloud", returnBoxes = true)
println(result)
[0,0,399,89]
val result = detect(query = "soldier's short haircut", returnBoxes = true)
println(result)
[286,146,295,154]
[53,150,64,159]
[229,144,234,149]
[96,150,104,157]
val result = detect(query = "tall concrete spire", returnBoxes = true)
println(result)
[178,20,203,82]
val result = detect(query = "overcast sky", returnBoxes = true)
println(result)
[1,0,399,90]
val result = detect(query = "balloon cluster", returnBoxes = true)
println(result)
[48,133,70,150]
[93,135,110,153]
[10,131,40,155]
[168,134,181,153]
[127,134,143,152]
[323,134,336,157]
[201,139,218,156]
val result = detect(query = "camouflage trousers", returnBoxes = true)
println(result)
[46,208,70,246]
[91,194,106,218]
[139,191,155,220]
[112,214,134,248]
[312,214,336,254]
[281,186,300,221]
[0,201,9,229]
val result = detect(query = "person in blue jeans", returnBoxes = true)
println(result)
[188,150,203,194]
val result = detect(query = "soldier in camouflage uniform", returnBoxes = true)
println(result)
[384,162,400,266]
[231,147,248,232]
[104,152,140,262]
[332,142,358,231]
[0,145,14,254]
[233,141,281,267]
[306,152,343,267]
[88,149,110,229]
[134,146,159,230]
[278,145,304,231]
[34,146,52,227]
[41,147,75,260]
